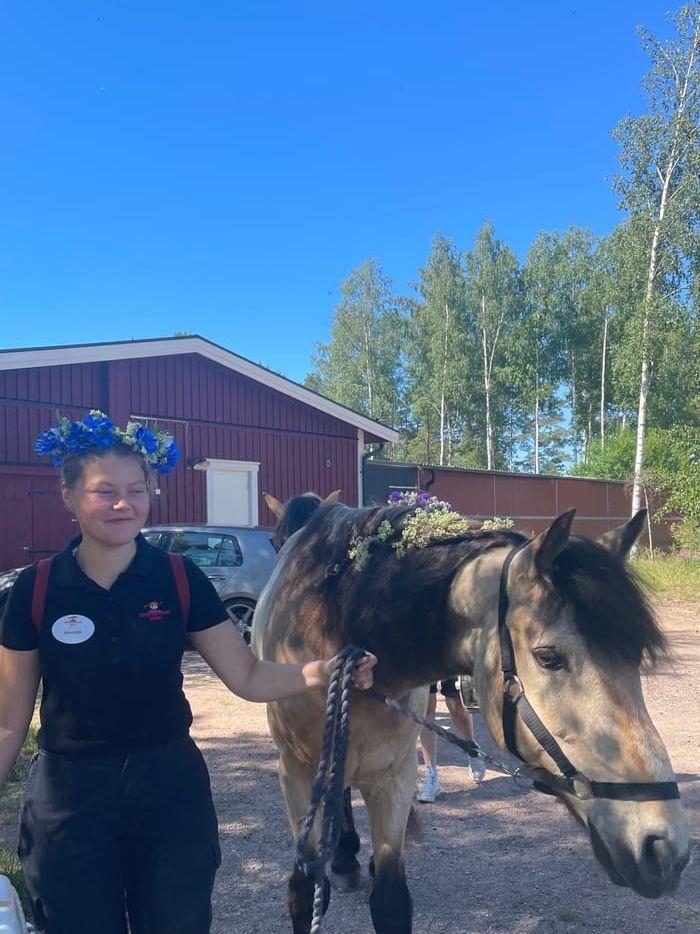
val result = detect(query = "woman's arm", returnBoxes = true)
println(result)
[188,621,376,702]
[0,648,40,786]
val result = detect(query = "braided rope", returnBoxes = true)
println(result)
[295,646,366,934]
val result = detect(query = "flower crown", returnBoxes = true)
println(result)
[35,410,180,475]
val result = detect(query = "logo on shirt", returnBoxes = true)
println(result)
[51,614,96,645]
[139,600,171,621]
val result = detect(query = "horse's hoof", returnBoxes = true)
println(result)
[330,867,363,892]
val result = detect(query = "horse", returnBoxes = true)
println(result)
[252,498,690,934]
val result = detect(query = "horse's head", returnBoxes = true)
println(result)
[265,490,342,552]
[450,510,690,899]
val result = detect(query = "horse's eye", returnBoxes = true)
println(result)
[533,647,567,671]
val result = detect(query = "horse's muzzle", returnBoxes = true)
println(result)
[588,821,690,898]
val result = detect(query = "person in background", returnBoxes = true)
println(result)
[417,678,485,802]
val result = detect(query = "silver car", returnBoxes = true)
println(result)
[142,525,277,643]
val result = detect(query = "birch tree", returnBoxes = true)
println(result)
[612,3,700,515]
[465,223,522,470]
[406,234,474,466]
[306,258,405,429]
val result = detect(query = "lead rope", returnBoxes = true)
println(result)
[296,646,366,934]
[366,687,519,779]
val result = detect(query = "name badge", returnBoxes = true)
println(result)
[51,614,96,645]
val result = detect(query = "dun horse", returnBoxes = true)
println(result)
[252,496,689,934]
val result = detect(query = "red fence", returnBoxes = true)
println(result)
[364,461,677,548]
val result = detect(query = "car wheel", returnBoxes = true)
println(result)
[224,598,256,644]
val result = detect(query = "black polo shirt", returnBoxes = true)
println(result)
[0,534,227,756]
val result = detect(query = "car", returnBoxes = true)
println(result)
[0,566,23,616]
[142,524,277,643]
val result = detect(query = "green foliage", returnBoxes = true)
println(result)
[631,553,700,602]
[305,258,406,429]
[394,509,472,557]
[480,517,515,531]
[575,426,700,549]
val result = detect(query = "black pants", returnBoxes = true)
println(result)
[19,736,221,934]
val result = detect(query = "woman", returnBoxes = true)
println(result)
[0,411,376,934]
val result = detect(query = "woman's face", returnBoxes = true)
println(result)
[62,453,151,548]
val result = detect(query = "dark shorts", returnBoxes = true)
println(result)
[19,735,220,934]
[429,678,460,699]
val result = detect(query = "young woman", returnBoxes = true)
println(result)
[0,411,376,934]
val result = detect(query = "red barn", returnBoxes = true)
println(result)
[0,336,398,572]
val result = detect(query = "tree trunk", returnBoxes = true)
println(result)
[362,315,374,419]
[481,294,494,470]
[570,346,578,463]
[534,392,540,474]
[600,310,609,449]
[631,25,698,515]
[439,302,450,467]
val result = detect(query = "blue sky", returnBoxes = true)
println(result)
[0,1,673,383]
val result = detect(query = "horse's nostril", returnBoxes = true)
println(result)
[642,834,674,879]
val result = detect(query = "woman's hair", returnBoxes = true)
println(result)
[60,443,155,492]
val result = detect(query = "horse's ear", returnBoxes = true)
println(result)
[324,489,342,503]
[263,493,285,520]
[598,509,647,561]
[526,509,576,576]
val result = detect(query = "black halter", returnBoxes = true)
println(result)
[498,544,680,802]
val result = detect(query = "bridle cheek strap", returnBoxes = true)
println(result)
[497,543,680,803]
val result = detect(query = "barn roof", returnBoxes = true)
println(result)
[0,335,399,443]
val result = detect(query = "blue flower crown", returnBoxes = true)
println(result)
[35,410,180,475]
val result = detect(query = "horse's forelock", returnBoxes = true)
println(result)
[550,538,667,667]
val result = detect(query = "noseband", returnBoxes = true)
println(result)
[498,544,680,802]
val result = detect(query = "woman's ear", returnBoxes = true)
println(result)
[61,486,75,513]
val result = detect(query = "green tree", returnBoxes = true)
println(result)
[306,259,406,433]
[517,232,569,472]
[465,223,522,469]
[612,3,700,516]
[405,234,476,466]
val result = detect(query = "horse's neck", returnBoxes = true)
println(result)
[373,554,504,696]
[440,547,506,683]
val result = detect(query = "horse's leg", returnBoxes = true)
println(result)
[330,786,362,892]
[359,752,415,934]
[278,753,330,934]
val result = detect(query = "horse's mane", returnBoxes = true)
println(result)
[288,502,666,668]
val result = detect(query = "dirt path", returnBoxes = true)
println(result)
[186,599,699,934]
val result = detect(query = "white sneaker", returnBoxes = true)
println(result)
[468,756,486,783]
[417,767,441,802]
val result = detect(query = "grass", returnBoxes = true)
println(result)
[631,553,700,603]
[0,846,32,919]
[0,724,39,921]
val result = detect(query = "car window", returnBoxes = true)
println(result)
[143,531,170,550]
[168,531,242,568]
[218,535,243,568]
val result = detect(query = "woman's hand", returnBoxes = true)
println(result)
[323,651,377,690]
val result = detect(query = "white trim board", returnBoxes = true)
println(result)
[0,336,399,442]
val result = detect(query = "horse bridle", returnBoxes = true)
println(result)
[498,544,680,802]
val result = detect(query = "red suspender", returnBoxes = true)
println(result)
[29,553,191,631]
[168,554,190,626]
[31,557,53,632]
